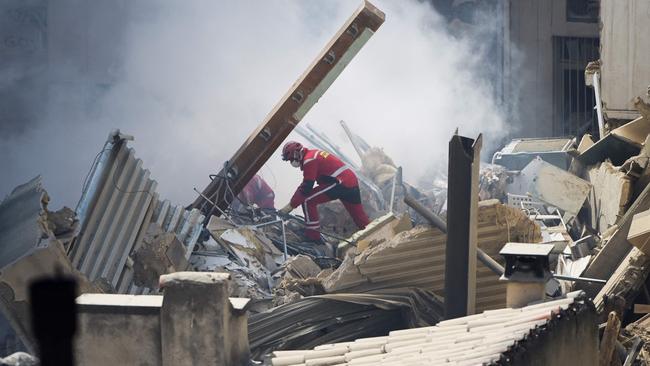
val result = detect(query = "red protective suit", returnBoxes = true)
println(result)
[237,174,275,209]
[290,149,370,240]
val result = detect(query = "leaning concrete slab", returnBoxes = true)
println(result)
[586,162,633,233]
[507,157,592,216]
[579,178,650,297]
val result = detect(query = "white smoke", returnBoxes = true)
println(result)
[0,0,507,208]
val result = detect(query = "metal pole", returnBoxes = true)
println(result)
[389,172,398,213]
[404,193,506,277]
[340,120,370,159]
[281,220,288,261]
[477,249,505,276]
[445,133,481,318]
[593,72,606,139]
[404,194,447,233]
[553,274,606,284]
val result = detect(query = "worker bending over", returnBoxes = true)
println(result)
[278,141,370,241]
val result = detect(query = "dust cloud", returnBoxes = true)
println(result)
[0,0,508,208]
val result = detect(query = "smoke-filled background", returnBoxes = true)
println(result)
[0,0,509,209]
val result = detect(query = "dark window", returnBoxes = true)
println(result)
[566,0,599,23]
[552,37,600,136]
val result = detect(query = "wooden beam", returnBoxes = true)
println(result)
[600,311,621,366]
[190,1,385,217]
[634,303,650,314]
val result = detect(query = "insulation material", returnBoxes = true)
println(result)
[361,147,398,187]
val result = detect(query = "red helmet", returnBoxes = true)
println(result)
[282,141,304,161]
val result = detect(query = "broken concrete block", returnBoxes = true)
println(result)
[491,138,575,171]
[159,272,250,366]
[356,213,412,252]
[507,157,592,216]
[587,162,633,232]
[337,213,412,257]
[577,134,595,154]
[131,223,189,288]
[628,210,650,256]
[578,116,649,166]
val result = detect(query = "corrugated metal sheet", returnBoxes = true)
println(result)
[600,0,650,120]
[324,201,541,313]
[70,130,205,293]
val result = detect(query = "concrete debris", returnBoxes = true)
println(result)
[249,288,444,360]
[0,352,38,366]
[131,223,189,289]
[579,117,649,166]
[272,255,325,306]
[594,248,650,317]
[492,137,575,171]
[323,200,541,313]
[624,314,650,362]
[508,156,592,217]
[337,212,412,256]
[2,1,650,363]
[478,163,511,201]
[44,206,77,249]
[628,209,650,256]
[586,161,633,232]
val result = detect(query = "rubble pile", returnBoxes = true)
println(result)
[1,1,649,364]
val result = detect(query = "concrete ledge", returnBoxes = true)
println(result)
[159,271,230,287]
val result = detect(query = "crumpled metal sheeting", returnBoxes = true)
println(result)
[0,176,50,269]
[248,288,443,360]
[69,130,204,294]
[0,176,97,353]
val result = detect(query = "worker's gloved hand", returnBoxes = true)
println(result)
[278,204,293,215]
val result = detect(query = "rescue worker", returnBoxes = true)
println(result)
[234,174,276,210]
[278,141,370,241]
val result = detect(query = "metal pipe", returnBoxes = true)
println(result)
[553,274,606,284]
[593,71,606,139]
[477,250,505,276]
[340,120,370,159]
[404,194,447,233]
[193,188,233,223]
[407,193,607,285]
[405,193,506,277]
[281,220,288,261]
[389,172,398,213]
